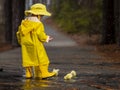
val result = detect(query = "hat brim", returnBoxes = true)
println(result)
[25,10,51,16]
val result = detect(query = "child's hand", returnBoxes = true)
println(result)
[49,36,53,41]
[46,36,54,42]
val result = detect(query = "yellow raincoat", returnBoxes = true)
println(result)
[16,17,49,67]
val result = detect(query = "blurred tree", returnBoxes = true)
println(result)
[12,0,25,46]
[51,0,102,34]
[101,0,116,44]
[4,0,12,44]
[114,0,120,45]
[33,0,40,4]
[4,0,25,46]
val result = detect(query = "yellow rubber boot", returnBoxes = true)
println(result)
[33,66,41,78]
[25,67,32,79]
[39,64,55,79]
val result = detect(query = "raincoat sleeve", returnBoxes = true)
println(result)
[36,23,49,43]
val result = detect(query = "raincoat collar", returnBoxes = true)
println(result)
[25,16,40,22]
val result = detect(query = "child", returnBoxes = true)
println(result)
[16,3,55,79]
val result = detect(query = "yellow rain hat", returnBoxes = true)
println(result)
[25,3,51,16]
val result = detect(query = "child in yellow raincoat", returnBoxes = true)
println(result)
[16,3,56,79]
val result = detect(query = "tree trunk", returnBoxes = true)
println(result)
[114,0,120,45]
[33,0,40,4]
[12,0,25,46]
[4,0,12,43]
[101,0,116,44]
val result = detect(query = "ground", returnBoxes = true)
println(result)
[0,43,13,52]
[96,44,120,62]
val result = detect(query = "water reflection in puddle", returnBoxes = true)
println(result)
[0,74,103,90]
[21,77,78,90]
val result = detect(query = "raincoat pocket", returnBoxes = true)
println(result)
[21,32,34,45]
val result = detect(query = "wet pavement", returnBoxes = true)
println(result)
[0,21,120,90]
